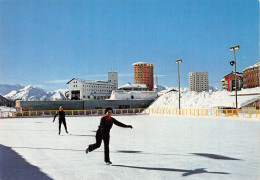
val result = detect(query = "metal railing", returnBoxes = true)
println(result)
[143,108,259,118]
[1,108,259,118]
[0,108,146,118]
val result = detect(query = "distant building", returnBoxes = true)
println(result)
[242,61,260,89]
[221,72,243,91]
[132,62,154,91]
[110,90,157,100]
[67,72,118,100]
[189,72,209,92]
[118,83,147,91]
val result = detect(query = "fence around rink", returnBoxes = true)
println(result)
[0,108,259,118]
[0,108,146,118]
[143,108,259,118]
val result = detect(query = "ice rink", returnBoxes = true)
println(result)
[0,115,259,180]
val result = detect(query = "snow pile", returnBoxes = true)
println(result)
[0,84,68,101]
[149,87,260,109]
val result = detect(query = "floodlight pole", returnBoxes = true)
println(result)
[230,45,239,109]
[176,59,182,114]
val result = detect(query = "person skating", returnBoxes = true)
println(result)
[53,106,69,135]
[86,107,133,165]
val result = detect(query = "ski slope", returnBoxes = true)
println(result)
[0,115,259,180]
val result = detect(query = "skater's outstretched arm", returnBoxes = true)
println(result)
[113,119,133,129]
[53,113,58,122]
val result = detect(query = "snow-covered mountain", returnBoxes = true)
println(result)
[47,89,68,100]
[0,95,15,107]
[0,84,24,96]
[0,84,68,101]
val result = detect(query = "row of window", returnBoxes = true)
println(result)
[244,72,260,78]
[82,89,112,92]
[246,79,260,83]
[82,85,113,89]
[134,64,153,67]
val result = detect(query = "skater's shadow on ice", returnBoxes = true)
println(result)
[116,151,242,161]
[117,150,143,153]
[12,146,84,152]
[0,144,53,180]
[69,134,95,137]
[191,153,242,160]
[112,165,230,177]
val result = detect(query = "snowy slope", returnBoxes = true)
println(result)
[149,87,260,109]
[47,89,67,100]
[0,84,68,101]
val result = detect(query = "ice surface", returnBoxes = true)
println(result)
[0,115,259,180]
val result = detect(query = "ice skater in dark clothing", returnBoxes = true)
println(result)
[53,106,68,135]
[86,107,133,165]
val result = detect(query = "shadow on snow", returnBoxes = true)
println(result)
[0,144,53,180]
[191,153,242,160]
[112,165,230,177]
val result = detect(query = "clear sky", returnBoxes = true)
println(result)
[0,0,259,91]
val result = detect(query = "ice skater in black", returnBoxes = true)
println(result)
[53,106,68,135]
[86,107,133,165]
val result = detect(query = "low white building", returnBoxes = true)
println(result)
[67,72,118,100]
[110,90,157,100]
[118,83,147,91]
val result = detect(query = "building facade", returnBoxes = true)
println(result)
[189,72,209,92]
[132,62,154,91]
[242,61,260,89]
[67,72,118,100]
[110,90,157,100]
[221,72,243,91]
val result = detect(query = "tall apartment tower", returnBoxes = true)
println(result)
[132,62,154,91]
[107,72,118,90]
[189,72,209,92]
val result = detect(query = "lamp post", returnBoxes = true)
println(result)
[229,45,239,109]
[176,59,182,114]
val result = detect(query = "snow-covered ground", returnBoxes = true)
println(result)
[0,115,259,180]
[0,106,15,117]
[150,87,260,109]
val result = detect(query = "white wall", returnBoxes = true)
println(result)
[110,90,157,100]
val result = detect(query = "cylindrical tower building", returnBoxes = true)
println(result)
[132,62,154,91]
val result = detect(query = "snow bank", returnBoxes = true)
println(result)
[149,87,260,109]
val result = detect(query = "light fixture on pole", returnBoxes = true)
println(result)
[229,45,239,109]
[176,59,182,114]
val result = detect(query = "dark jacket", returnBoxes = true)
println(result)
[54,110,66,121]
[98,115,128,134]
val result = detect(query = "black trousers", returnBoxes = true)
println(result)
[88,129,110,162]
[59,118,68,133]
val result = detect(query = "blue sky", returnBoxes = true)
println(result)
[0,0,259,91]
